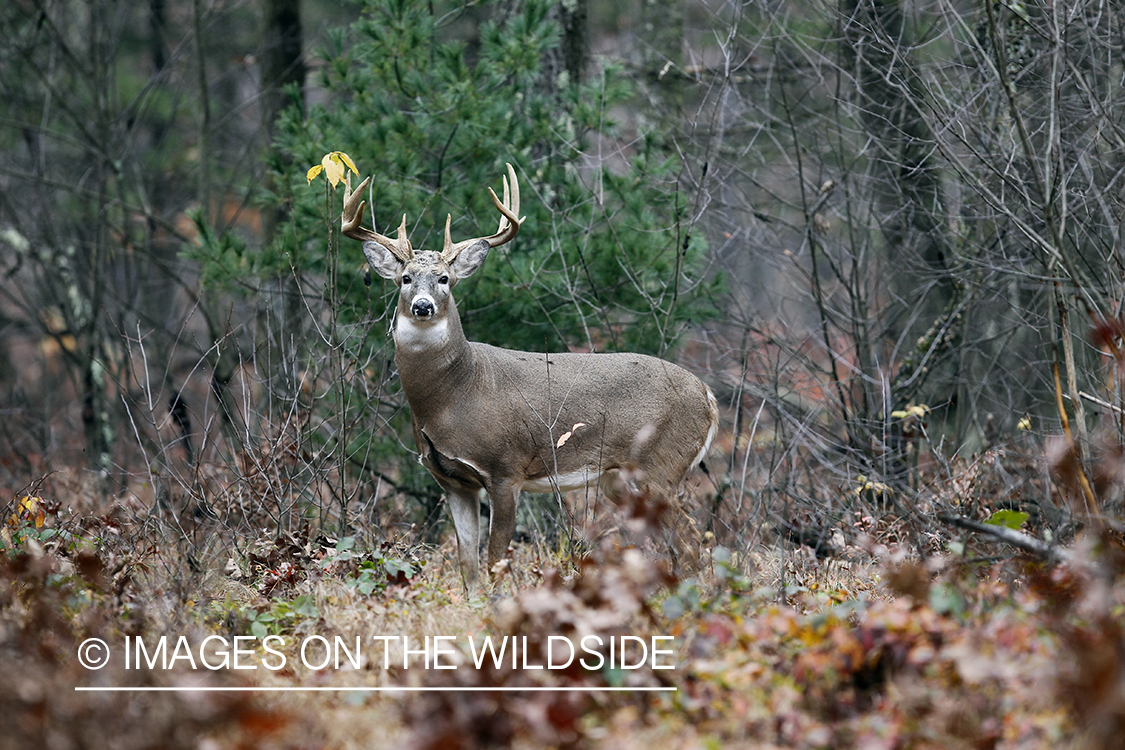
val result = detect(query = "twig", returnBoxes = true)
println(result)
[1053,361,1099,513]
[937,514,1072,563]
[1079,390,1124,416]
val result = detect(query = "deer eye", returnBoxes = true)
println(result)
[401,274,412,285]
[438,275,449,285]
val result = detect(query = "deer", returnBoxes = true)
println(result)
[342,163,719,585]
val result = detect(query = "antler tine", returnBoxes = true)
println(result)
[441,162,525,263]
[341,174,414,262]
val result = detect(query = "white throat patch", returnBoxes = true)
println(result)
[395,313,449,351]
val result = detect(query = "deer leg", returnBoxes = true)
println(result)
[446,489,481,585]
[485,480,520,576]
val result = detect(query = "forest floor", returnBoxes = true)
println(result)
[2,477,1124,750]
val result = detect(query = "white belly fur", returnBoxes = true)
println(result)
[522,468,602,494]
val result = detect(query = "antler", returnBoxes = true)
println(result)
[341,174,414,262]
[441,163,524,263]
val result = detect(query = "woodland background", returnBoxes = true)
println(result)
[3,0,1125,748]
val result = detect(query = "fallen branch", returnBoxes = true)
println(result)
[937,514,1072,563]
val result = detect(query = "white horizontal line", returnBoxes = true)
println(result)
[75,686,676,693]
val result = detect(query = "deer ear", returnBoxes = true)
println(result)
[449,239,491,280]
[362,240,402,280]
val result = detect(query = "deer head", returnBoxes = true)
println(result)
[342,164,523,343]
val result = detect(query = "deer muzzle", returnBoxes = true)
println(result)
[411,296,436,319]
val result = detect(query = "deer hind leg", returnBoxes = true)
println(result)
[485,480,521,576]
[635,456,705,576]
[446,489,482,585]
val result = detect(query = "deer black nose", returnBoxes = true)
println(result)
[412,298,435,319]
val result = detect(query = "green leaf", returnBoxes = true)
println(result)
[292,595,320,618]
[929,583,965,617]
[985,510,1030,530]
[661,595,685,620]
[384,558,415,578]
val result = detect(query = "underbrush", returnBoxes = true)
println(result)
[1,476,1124,750]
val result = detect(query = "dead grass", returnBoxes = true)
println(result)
[3,464,1125,750]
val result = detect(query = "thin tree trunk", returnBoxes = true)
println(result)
[259,0,306,405]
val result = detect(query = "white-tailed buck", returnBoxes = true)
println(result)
[343,164,718,584]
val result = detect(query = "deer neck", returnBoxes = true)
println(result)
[393,298,475,404]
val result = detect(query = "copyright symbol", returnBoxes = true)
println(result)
[77,638,110,669]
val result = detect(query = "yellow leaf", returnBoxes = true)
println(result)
[322,153,345,188]
[336,151,358,176]
[19,496,39,514]
[891,404,930,420]
[307,152,358,188]
[1017,415,1031,430]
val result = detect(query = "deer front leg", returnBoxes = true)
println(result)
[486,480,520,576]
[446,490,481,586]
